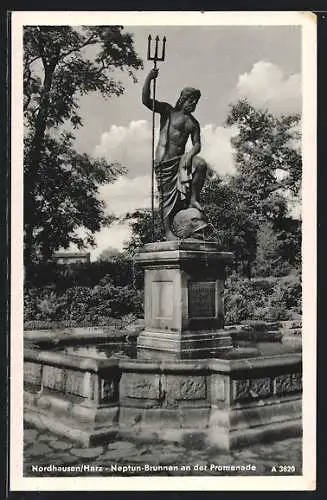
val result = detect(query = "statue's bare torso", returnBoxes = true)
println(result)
[156,106,199,164]
[142,69,207,239]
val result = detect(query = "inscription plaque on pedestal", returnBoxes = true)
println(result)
[188,281,216,318]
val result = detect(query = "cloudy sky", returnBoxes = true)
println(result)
[71,25,301,258]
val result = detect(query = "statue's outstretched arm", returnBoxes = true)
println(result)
[142,69,171,114]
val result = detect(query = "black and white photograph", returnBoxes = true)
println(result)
[10,11,316,491]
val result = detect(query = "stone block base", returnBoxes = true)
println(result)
[137,329,233,357]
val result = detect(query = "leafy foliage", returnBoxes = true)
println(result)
[24,285,144,323]
[226,99,301,202]
[24,26,142,130]
[24,131,125,261]
[201,175,257,267]
[124,209,165,255]
[24,25,143,263]
[24,274,301,326]
[199,100,301,274]
[224,274,301,324]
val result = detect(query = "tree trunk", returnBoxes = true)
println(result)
[25,62,56,266]
[28,64,55,175]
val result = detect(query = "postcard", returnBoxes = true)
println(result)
[10,10,316,491]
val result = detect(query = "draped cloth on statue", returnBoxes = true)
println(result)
[154,156,195,220]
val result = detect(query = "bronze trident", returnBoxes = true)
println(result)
[147,35,166,241]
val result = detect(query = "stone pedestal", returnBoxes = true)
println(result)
[134,240,234,356]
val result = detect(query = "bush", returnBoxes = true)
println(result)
[24,269,301,327]
[24,285,144,325]
[224,274,301,325]
[268,276,302,315]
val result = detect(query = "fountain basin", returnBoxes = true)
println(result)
[24,338,302,450]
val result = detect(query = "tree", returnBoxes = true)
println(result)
[200,175,257,275]
[273,217,302,271]
[254,221,283,276]
[226,99,301,223]
[24,26,143,263]
[222,99,301,276]
[124,209,165,255]
[254,218,301,277]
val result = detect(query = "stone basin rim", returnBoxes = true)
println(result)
[25,347,302,374]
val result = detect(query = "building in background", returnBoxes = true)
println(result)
[53,252,91,265]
